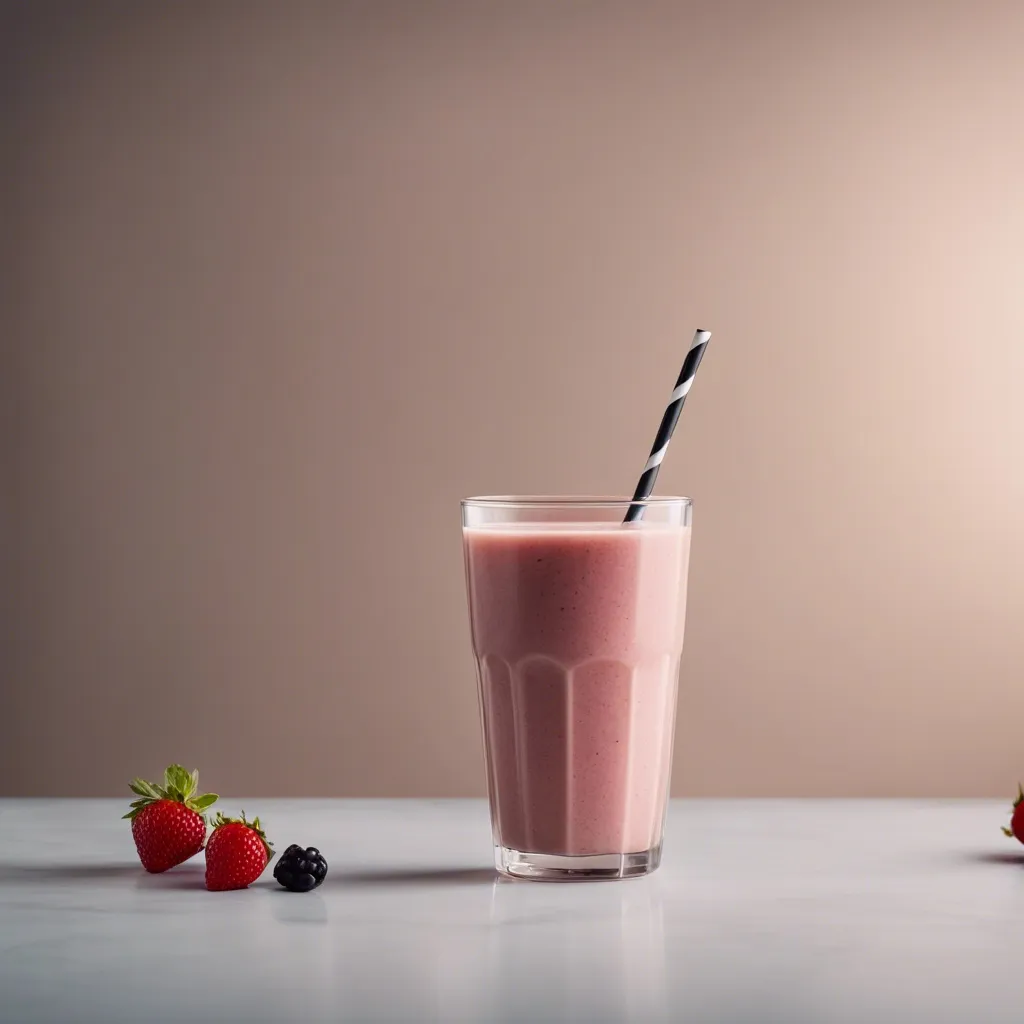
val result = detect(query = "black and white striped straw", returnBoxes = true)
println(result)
[624,329,712,523]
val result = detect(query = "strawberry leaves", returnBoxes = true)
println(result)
[128,778,161,800]
[123,764,218,822]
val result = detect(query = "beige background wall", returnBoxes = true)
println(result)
[3,1,1024,798]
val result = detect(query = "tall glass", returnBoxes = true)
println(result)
[462,496,692,880]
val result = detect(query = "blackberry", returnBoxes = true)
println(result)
[273,844,328,892]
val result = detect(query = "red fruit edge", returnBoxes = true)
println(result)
[208,810,274,858]
[1002,783,1024,840]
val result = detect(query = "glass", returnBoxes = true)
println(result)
[462,496,692,880]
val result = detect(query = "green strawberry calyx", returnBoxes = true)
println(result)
[1002,783,1024,838]
[123,764,218,823]
[211,810,274,858]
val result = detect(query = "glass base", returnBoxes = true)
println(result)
[495,842,662,881]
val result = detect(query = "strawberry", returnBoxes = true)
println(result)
[124,764,218,873]
[205,811,273,891]
[1002,784,1024,843]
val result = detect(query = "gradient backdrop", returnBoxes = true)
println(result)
[3,1,1024,797]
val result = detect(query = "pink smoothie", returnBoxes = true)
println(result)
[463,522,690,857]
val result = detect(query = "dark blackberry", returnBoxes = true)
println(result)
[273,843,328,892]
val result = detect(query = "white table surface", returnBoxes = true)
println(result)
[1,799,1023,1023]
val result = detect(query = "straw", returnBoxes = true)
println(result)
[624,329,712,523]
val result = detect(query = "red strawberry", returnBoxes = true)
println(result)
[1003,784,1024,843]
[124,764,218,873]
[205,811,273,891]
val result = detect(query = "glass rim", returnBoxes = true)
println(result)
[461,494,692,509]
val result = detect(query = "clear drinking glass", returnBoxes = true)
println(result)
[462,496,692,880]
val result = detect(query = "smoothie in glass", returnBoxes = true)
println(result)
[462,497,691,880]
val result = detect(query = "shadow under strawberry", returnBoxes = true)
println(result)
[0,863,143,883]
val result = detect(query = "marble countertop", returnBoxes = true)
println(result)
[2,799,1023,1023]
